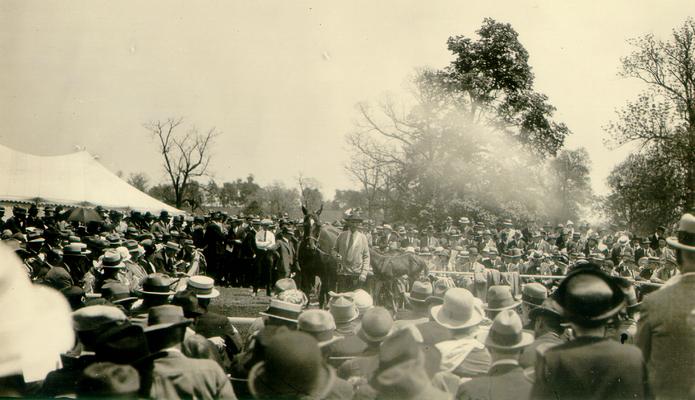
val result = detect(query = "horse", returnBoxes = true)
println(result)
[297,204,340,308]
[369,248,429,311]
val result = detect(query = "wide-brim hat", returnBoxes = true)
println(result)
[138,274,176,296]
[431,288,483,330]
[554,268,625,324]
[98,251,125,269]
[260,299,303,323]
[248,359,335,399]
[521,282,548,307]
[186,275,220,299]
[666,213,695,252]
[485,286,521,312]
[477,309,534,350]
[405,281,433,303]
[529,297,563,321]
[143,305,193,332]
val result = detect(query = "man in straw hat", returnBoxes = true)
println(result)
[532,266,648,400]
[457,310,534,400]
[143,305,236,399]
[637,212,695,399]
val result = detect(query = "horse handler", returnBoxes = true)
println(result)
[332,211,372,293]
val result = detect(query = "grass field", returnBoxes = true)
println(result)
[207,286,271,318]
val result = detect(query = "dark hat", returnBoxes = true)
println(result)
[485,285,521,312]
[478,309,533,350]
[260,298,303,323]
[405,281,433,303]
[77,362,140,397]
[554,267,625,326]
[95,324,150,364]
[138,274,175,296]
[100,282,138,305]
[248,331,335,398]
[529,297,563,321]
[667,213,695,252]
[143,305,193,332]
[521,283,548,307]
[171,290,206,318]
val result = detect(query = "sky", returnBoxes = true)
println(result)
[1,0,693,199]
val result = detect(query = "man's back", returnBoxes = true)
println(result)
[636,274,695,399]
[457,363,531,400]
[532,336,648,400]
[150,350,236,399]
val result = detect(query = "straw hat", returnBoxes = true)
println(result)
[185,275,220,299]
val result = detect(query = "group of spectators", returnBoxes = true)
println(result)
[1,203,694,399]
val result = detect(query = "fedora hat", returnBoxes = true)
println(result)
[248,331,336,398]
[98,251,125,269]
[72,305,127,332]
[138,274,175,296]
[185,275,220,299]
[529,297,563,321]
[521,282,548,307]
[357,307,394,343]
[485,285,521,312]
[329,295,359,324]
[260,298,303,323]
[77,362,140,398]
[143,305,193,333]
[478,309,533,350]
[63,242,91,256]
[171,290,205,318]
[298,309,340,346]
[667,213,695,252]
[431,288,483,330]
[554,267,625,325]
[94,324,150,365]
[405,281,433,303]
[100,283,138,305]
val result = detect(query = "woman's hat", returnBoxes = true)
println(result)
[554,267,625,325]
[430,288,483,330]
[485,286,521,312]
[478,309,533,350]
[143,305,193,333]
[405,281,433,303]
[185,275,220,299]
[666,213,695,252]
[260,299,303,323]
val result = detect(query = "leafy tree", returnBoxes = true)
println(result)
[347,18,573,225]
[547,148,592,223]
[603,152,685,234]
[606,18,695,210]
[144,117,219,209]
[127,172,149,192]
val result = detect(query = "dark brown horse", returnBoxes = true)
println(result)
[297,204,340,307]
[370,248,429,311]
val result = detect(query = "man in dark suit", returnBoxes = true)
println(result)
[649,225,666,251]
[532,267,649,400]
[457,310,533,400]
[519,297,565,369]
[637,213,695,399]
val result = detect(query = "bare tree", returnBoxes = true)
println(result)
[127,172,149,192]
[144,117,219,209]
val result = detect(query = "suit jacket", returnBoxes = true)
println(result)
[150,350,237,399]
[400,236,420,248]
[519,331,564,369]
[151,250,176,274]
[636,273,695,399]
[276,238,295,278]
[457,362,532,400]
[532,336,649,400]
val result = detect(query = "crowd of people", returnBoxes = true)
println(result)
[1,203,694,399]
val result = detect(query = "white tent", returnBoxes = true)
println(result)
[0,144,182,214]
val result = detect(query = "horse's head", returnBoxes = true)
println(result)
[302,204,323,250]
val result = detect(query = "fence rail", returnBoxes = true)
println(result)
[429,270,664,287]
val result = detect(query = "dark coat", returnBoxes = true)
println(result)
[636,273,695,399]
[519,331,565,369]
[457,363,532,400]
[194,311,244,357]
[276,238,295,279]
[531,336,649,400]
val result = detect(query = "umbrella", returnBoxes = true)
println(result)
[66,207,103,224]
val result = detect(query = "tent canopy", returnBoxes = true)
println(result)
[0,144,182,215]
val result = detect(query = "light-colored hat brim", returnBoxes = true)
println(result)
[666,236,695,252]
[193,288,220,299]
[430,304,483,330]
[484,300,521,312]
[259,312,299,323]
[479,330,534,350]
